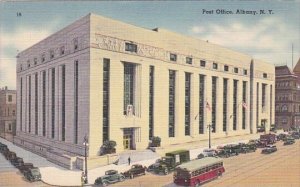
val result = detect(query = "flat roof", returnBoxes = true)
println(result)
[177,157,223,171]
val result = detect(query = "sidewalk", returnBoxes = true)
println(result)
[0,133,263,186]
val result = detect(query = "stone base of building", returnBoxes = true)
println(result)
[14,132,119,170]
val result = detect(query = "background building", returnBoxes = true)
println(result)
[275,58,300,130]
[15,13,275,168]
[0,86,17,141]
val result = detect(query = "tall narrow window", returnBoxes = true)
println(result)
[242,81,247,129]
[169,70,176,137]
[270,85,273,126]
[20,77,23,131]
[233,80,238,130]
[103,59,110,142]
[61,65,66,141]
[185,73,191,135]
[199,75,205,134]
[212,77,217,133]
[223,78,228,132]
[74,61,78,144]
[262,84,266,111]
[124,63,135,115]
[149,66,154,140]
[42,71,46,136]
[28,75,31,133]
[35,73,38,135]
[256,83,259,127]
[51,68,55,139]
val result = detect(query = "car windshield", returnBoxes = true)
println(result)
[105,170,117,175]
[204,149,214,152]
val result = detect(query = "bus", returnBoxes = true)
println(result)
[173,157,225,187]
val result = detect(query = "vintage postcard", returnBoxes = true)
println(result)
[0,1,299,187]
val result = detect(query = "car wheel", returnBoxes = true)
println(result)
[194,179,200,187]
[119,176,125,182]
[102,181,108,186]
[130,173,134,179]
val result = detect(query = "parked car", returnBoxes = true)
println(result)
[197,148,217,159]
[19,163,34,174]
[147,159,161,172]
[122,164,146,179]
[284,137,295,145]
[11,157,24,167]
[217,148,238,158]
[5,151,17,161]
[0,143,8,153]
[276,133,287,141]
[94,170,125,186]
[23,167,41,182]
[261,145,277,154]
[291,132,300,139]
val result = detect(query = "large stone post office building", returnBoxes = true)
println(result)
[15,13,275,166]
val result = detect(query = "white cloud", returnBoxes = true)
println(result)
[190,26,205,34]
[189,17,299,66]
[0,24,57,89]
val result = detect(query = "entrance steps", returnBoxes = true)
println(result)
[115,149,160,165]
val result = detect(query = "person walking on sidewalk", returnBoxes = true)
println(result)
[81,172,86,186]
[128,156,131,165]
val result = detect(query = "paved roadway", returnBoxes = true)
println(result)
[0,153,50,187]
[110,140,300,187]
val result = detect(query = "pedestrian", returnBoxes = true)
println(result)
[128,156,131,165]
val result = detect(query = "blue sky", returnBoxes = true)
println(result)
[1,1,299,89]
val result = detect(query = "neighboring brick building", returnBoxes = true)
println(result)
[15,13,275,169]
[0,87,17,141]
[275,58,300,131]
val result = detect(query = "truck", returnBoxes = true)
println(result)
[259,134,276,147]
[154,149,190,175]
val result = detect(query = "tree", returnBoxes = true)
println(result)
[100,140,117,155]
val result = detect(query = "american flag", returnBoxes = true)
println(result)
[242,102,248,109]
[206,101,211,111]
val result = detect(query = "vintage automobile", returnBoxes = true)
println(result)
[217,148,238,158]
[23,167,42,182]
[94,170,125,186]
[0,143,8,153]
[146,159,161,172]
[19,163,34,174]
[122,164,146,179]
[11,157,24,167]
[276,133,287,141]
[197,148,218,159]
[284,137,295,145]
[261,145,277,154]
[291,132,300,139]
[5,151,17,161]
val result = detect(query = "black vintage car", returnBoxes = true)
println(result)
[11,157,24,167]
[217,148,238,158]
[94,170,125,186]
[0,143,8,153]
[122,164,146,179]
[261,145,277,154]
[284,137,295,145]
[24,167,42,182]
[19,163,34,174]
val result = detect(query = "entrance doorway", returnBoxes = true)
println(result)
[123,128,135,150]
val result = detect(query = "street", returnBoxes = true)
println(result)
[110,140,300,187]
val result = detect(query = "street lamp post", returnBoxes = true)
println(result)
[83,135,89,184]
[207,124,212,149]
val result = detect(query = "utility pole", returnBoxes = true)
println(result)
[83,135,89,184]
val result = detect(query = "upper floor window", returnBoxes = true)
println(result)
[60,46,65,55]
[41,54,45,63]
[8,95,12,102]
[186,57,192,64]
[200,60,206,67]
[234,67,239,73]
[243,69,247,75]
[282,105,288,112]
[263,73,268,78]
[74,38,78,50]
[50,50,54,59]
[27,60,30,68]
[224,65,229,71]
[213,63,218,69]
[170,53,177,62]
[34,58,37,65]
[125,42,137,53]
[20,64,23,71]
